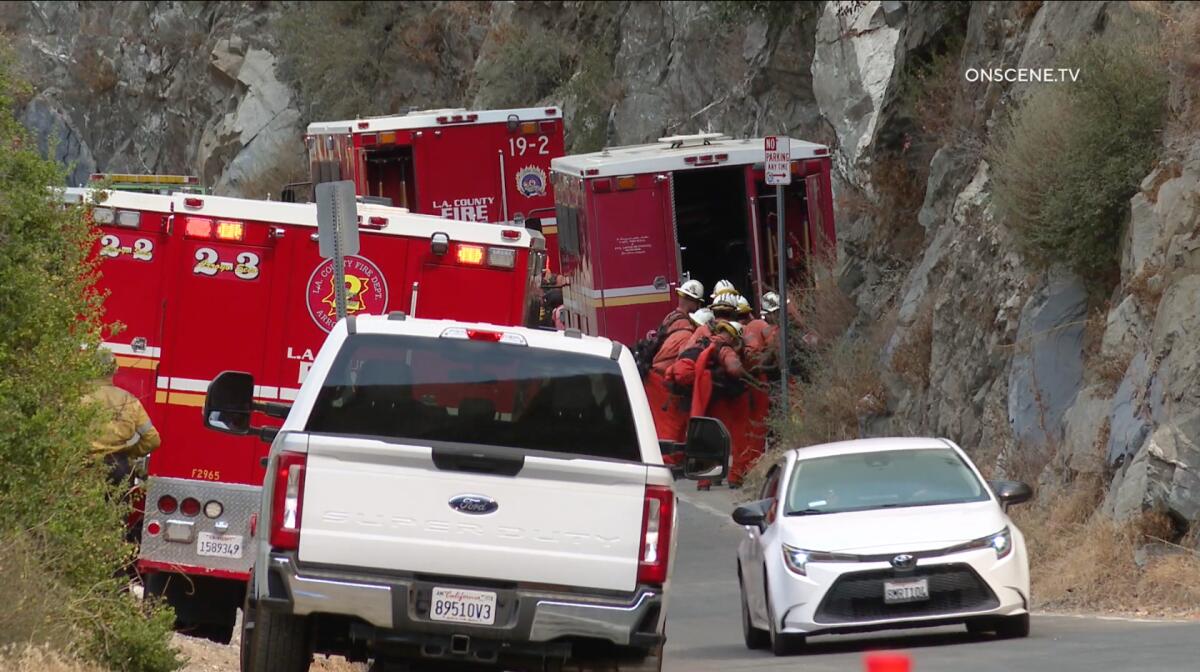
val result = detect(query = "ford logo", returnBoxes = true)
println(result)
[449,494,499,515]
[891,554,916,569]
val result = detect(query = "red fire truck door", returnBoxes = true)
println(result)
[591,174,677,346]
[155,232,278,484]
[96,219,171,403]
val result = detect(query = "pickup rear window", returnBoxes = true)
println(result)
[305,333,641,462]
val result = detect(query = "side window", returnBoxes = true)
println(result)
[761,465,781,500]
[762,463,784,525]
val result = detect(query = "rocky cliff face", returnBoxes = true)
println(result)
[9,1,1200,543]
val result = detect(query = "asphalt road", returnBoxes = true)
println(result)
[665,488,1200,672]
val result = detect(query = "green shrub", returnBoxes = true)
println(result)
[990,35,1168,285]
[0,47,180,671]
[277,2,487,121]
[473,23,572,109]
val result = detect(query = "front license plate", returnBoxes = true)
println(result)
[430,587,498,625]
[884,578,930,604]
[196,532,243,559]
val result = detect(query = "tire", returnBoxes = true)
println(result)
[563,644,663,672]
[243,601,312,672]
[740,576,769,650]
[765,581,805,656]
[994,613,1031,639]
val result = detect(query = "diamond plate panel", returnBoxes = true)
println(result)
[140,477,262,575]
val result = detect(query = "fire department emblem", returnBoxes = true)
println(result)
[305,255,389,332]
[515,165,547,198]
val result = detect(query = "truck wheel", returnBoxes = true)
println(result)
[994,613,1031,639]
[563,644,663,672]
[243,604,311,672]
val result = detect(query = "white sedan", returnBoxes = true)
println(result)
[734,437,1032,655]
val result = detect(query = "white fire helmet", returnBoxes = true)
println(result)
[715,319,744,339]
[711,279,738,299]
[761,291,781,314]
[676,279,705,301]
[736,295,753,315]
[710,292,741,313]
[688,307,715,328]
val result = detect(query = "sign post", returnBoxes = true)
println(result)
[316,180,360,321]
[764,136,792,417]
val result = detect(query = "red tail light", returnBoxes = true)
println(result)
[270,452,307,550]
[637,485,675,586]
[180,497,201,517]
[466,329,502,342]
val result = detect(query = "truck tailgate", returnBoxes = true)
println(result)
[297,435,648,592]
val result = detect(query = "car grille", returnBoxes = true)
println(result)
[814,563,998,624]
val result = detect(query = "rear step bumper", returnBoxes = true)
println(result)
[261,553,663,648]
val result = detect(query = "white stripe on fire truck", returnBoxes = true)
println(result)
[155,376,295,402]
[102,341,162,358]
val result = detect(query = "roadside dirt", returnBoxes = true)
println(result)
[173,631,362,672]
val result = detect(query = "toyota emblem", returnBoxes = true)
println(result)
[891,554,916,569]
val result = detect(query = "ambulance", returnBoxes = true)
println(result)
[71,185,545,642]
[550,132,836,347]
[305,106,566,269]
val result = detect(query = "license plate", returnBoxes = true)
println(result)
[430,587,497,625]
[884,578,930,604]
[196,532,243,559]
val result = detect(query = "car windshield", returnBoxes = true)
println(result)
[784,448,989,515]
[305,333,641,462]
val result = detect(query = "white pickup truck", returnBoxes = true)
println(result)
[201,314,730,672]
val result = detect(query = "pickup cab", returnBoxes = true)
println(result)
[201,313,730,671]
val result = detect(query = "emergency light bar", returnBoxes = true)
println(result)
[90,173,200,185]
[91,207,140,228]
[184,217,245,241]
[457,245,485,265]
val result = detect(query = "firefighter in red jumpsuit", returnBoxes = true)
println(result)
[660,279,705,331]
[646,307,713,451]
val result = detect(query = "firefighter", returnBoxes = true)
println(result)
[735,295,754,326]
[661,279,705,330]
[646,308,713,454]
[710,279,738,302]
[709,291,741,321]
[84,349,161,488]
[690,318,757,488]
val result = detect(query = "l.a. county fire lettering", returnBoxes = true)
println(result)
[434,196,494,221]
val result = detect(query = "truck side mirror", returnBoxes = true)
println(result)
[203,371,254,436]
[682,416,731,481]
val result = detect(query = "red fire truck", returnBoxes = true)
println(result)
[305,106,566,270]
[550,132,836,346]
[71,185,545,642]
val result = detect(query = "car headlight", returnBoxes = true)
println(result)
[781,544,858,576]
[989,527,1012,558]
[953,527,1012,559]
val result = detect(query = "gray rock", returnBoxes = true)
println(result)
[918,148,977,233]
[1063,385,1112,477]
[1100,295,1146,357]
[1149,275,1200,422]
[1107,350,1151,468]
[20,92,96,186]
[1107,419,1200,522]
[1007,272,1088,454]
[1133,542,1188,570]
[811,0,902,182]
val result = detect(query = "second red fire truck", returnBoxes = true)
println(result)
[305,106,566,270]
[550,132,836,346]
[73,184,545,641]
